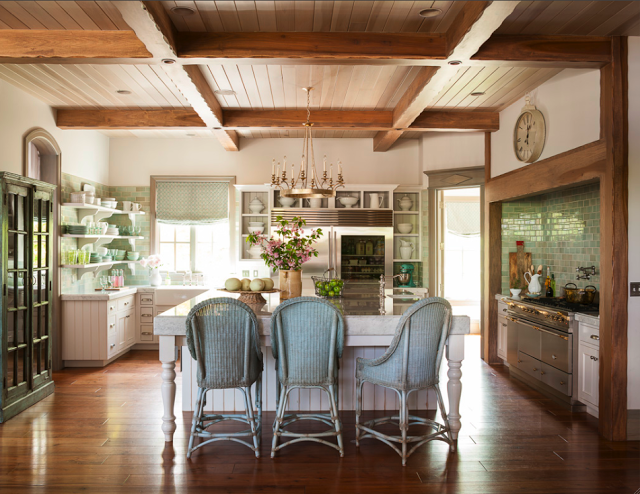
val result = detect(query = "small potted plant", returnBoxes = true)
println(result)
[246,216,322,299]
[140,254,163,287]
[510,277,522,299]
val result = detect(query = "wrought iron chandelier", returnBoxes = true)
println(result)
[270,87,345,199]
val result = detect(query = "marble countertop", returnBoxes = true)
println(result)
[574,313,600,327]
[154,288,470,337]
[60,285,211,301]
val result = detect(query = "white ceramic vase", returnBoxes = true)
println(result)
[400,245,414,260]
[150,269,162,287]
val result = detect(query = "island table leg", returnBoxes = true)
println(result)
[160,335,177,442]
[446,334,464,440]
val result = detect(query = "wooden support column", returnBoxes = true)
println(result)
[484,201,502,365]
[598,37,628,442]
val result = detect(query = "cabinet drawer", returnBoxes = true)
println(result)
[540,330,572,373]
[108,331,118,357]
[518,323,540,360]
[541,362,572,396]
[497,301,509,317]
[140,325,154,342]
[140,308,154,324]
[107,316,117,335]
[140,294,155,306]
[579,323,600,348]
[117,295,135,312]
[517,351,542,381]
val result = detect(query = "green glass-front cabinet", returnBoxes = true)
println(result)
[1,172,55,422]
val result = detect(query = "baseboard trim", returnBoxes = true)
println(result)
[63,347,131,368]
[628,410,640,440]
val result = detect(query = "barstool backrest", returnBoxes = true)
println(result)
[185,297,263,389]
[385,297,452,389]
[270,297,344,387]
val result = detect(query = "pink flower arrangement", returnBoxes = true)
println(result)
[246,216,322,272]
[140,254,162,269]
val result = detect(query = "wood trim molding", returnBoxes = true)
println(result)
[424,166,485,188]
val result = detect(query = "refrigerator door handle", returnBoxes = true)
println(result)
[328,226,333,273]
[333,231,338,277]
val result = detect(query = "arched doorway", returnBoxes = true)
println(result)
[23,129,63,371]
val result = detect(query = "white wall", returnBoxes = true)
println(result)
[627,37,640,410]
[109,136,421,186]
[491,69,601,178]
[422,132,485,175]
[0,79,110,184]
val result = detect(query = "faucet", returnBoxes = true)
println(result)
[378,273,411,315]
[183,270,192,286]
[576,266,596,281]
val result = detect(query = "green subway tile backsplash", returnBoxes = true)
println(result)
[501,183,600,295]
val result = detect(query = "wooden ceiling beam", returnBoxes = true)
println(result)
[56,109,205,129]
[177,32,447,60]
[0,30,152,59]
[374,1,519,152]
[55,108,499,133]
[472,35,612,65]
[112,1,239,151]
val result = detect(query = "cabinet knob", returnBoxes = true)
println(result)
[502,308,507,312]
[551,354,557,360]
[142,332,152,335]
[532,367,537,372]
[517,359,522,363]
[124,302,129,306]
[590,334,599,340]
[109,324,114,329]
[126,315,130,318]
[540,371,545,375]
[110,344,115,349]
[560,381,565,385]
[110,307,114,311]
[594,357,598,362]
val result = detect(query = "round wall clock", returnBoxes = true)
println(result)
[513,95,546,163]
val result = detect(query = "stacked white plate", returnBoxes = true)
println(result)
[106,228,119,235]
[101,198,117,208]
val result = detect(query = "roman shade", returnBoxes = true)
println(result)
[445,201,480,237]
[156,181,229,225]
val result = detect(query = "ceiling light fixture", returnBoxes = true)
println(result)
[271,87,345,199]
[418,8,442,18]
[214,89,237,96]
[470,91,485,96]
[116,89,131,95]
[186,133,196,137]
[170,6,196,16]
[448,60,462,65]
[162,58,176,64]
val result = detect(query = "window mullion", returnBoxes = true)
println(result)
[190,226,196,273]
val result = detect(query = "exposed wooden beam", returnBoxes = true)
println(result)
[598,37,628,442]
[473,35,612,66]
[113,1,239,151]
[177,32,447,60]
[56,109,205,129]
[374,1,519,152]
[0,30,152,59]
[55,108,499,133]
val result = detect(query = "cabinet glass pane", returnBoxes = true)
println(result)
[7,310,15,346]
[33,199,40,232]
[33,235,40,269]
[41,201,49,233]
[16,347,26,385]
[16,234,25,269]
[40,305,48,338]
[16,310,25,345]
[40,271,48,302]
[7,351,15,387]
[17,272,26,307]
[40,237,47,268]
[33,306,40,339]
[17,194,25,231]
[8,232,15,268]
[33,341,40,377]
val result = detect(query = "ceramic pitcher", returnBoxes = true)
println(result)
[369,193,384,209]
[524,272,543,294]
[399,240,414,260]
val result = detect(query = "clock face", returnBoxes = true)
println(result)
[514,110,545,163]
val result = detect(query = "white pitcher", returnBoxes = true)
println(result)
[369,193,384,209]
[399,240,414,260]
[306,198,322,208]
[524,272,543,294]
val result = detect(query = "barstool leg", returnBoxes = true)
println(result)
[187,387,203,459]
[328,384,344,457]
[355,379,363,447]
[271,385,288,458]
[400,390,408,466]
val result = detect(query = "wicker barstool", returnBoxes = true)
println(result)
[355,297,454,465]
[270,297,345,457]
[185,297,263,458]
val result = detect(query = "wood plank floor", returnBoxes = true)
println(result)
[0,336,638,493]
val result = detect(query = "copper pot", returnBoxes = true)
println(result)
[564,283,597,304]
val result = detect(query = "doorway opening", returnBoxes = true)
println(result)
[23,129,62,370]
[436,187,481,333]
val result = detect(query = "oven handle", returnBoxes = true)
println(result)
[508,316,569,341]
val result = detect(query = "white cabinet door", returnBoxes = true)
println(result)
[497,316,507,360]
[578,344,599,408]
[124,309,135,347]
[117,313,127,353]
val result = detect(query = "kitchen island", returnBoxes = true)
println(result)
[154,288,470,442]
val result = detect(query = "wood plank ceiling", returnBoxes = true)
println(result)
[0,1,637,145]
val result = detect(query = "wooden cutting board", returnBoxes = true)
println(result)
[509,252,531,289]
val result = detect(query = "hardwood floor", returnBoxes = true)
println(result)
[0,336,638,493]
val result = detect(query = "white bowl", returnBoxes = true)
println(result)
[397,223,413,234]
[248,226,265,234]
[338,196,359,208]
[279,197,296,208]
[248,222,264,227]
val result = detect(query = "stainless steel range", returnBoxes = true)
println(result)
[503,296,599,410]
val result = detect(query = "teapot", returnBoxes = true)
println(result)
[523,272,543,295]
[397,194,413,211]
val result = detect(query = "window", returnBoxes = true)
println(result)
[152,177,234,286]
[158,223,230,284]
[28,142,41,180]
